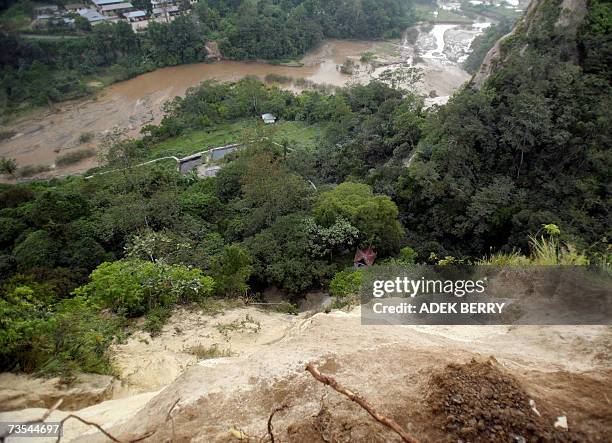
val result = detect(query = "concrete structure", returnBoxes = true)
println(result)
[178,144,241,175]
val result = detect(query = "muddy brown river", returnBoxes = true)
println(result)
[0,30,481,179]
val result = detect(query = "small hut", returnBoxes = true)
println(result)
[354,247,377,268]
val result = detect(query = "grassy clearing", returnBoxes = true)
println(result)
[148,120,321,160]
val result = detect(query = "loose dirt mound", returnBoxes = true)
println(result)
[426,358,587,442]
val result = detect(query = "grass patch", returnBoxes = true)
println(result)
[143,306,172,337]
[148,120,321,160]
[148,121,250,159]
[56,148,96,167]
[185,343,233,360]
[79,132,95,144]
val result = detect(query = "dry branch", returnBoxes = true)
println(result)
[266,405,289,443]
[166,397,181,421]
[305,362,420,443]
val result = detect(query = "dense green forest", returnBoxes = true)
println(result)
[463,18,514,74]
[0,0,415,116]
[0,0,610,376]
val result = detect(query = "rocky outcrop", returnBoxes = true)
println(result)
[472,0,588,89]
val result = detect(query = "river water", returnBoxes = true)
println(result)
[0,21,492,178]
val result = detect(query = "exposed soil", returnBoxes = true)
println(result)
[2,309,609,442]
[426,358,592,442]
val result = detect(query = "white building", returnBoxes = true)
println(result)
[78,7,107,24]
[123,10,149,31]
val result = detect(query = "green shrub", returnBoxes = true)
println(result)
[144,306,172,336]
[73,259,215,317]
[360,52,376,63]
[387,246,418,266]
[329,269,363,297]
[478,250,531,266]
[0,157,17,175]
[211,245,252,297]
[34,297,121,378]
[0,285,48,372]
[0,289,119,377]
[13,230,60,269]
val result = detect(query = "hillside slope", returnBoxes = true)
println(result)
[396,0,611,258]
[4,308,610,442]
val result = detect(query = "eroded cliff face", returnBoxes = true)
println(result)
[472,0,588,89]
[2,306,609,442]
